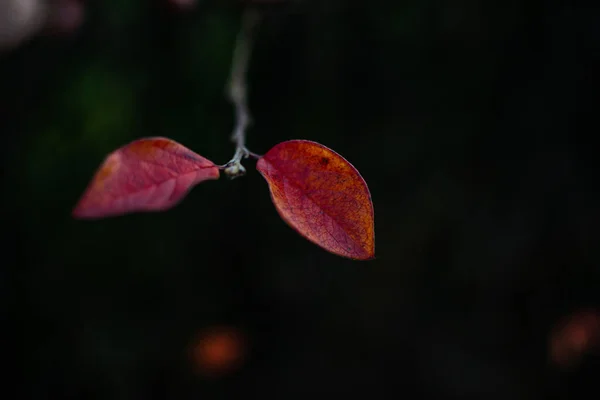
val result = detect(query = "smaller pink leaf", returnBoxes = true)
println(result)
[73,137,219,219]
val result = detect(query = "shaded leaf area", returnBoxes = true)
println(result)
[1,0,599,399]
[257,140,374,260]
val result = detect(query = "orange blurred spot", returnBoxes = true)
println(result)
[549,310,600,367]
[190,326,246,378]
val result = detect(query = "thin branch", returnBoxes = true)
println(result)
[222,8,262,178]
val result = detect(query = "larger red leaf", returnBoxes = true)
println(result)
[256,140,375,260]
[73,137,219,219]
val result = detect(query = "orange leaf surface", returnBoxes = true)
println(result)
[256,140,375,260]
[73,137,219,219]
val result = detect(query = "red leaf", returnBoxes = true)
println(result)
[73,137,219,219]
[256,140,375,260]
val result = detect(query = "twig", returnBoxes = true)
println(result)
[222,8,262,178]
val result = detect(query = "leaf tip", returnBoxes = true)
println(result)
[71,198,88,219]
[351,247,375,261]
[71,200,105,220]
[71,207,83,219]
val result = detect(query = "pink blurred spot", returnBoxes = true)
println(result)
[169,0,197,11]
[47,0,84,34]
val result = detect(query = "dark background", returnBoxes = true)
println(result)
[2,0,599,399]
